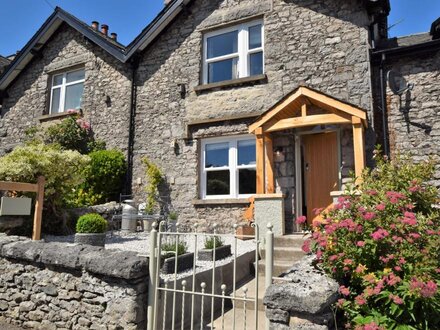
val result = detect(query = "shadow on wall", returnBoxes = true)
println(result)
[400,89,432,135]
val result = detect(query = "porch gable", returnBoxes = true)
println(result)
[249,86,368,194]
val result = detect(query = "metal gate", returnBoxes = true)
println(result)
[147,221,274,330]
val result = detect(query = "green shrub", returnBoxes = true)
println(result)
[305,151,440,330]
[66,149,126,207]
[162,240,187,256]
[142,157,164,214]
[42,114,106,154]
[0,142,89,234]
[76,213,107,234]
[168,211,178,221]
[204,236,223,249]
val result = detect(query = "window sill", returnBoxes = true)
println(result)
[194,74,267,93]
[192,198,251,206]
[37,110,81,123]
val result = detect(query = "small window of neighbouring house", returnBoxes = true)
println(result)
[203,20,264,84]
[49,68,85,114]
[201,136,256,199]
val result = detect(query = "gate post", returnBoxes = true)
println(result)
[147,222,158,330]
[265,223,274,330]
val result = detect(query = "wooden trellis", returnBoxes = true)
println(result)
[0,176,45,240]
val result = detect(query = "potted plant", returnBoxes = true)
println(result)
[198,236,231,261]
[74,213,107,247]
[161,240,194,274]
[167,211,178,232]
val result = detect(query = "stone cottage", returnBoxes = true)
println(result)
[0,0,437,233]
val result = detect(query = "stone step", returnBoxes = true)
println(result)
[256,259,294,277]
[210,303,267,329]
[231,278,267,311]
[260,246,305,262]
[273,234,307,248]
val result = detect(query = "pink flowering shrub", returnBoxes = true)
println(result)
[307,151,440,329]
[45,114,105,154]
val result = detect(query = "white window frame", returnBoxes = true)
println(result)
[203,19,264,84]
[200,135,256,199]
[49,68,85,114]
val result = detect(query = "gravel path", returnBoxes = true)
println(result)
[45,231,257,281]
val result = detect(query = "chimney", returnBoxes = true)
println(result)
[101,24,109,36]
[110,33,117,41]
[91,21,99,31]
[164,0,173,6]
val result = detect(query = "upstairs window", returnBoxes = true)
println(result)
[50,68,85,114]
[201,136,256,199]
[203,20,264,84]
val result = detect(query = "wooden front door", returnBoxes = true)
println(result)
[303,131,339,225]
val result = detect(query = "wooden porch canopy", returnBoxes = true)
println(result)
[249,86,368,194]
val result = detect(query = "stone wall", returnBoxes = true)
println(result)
[263,256,339,329]
[383,50,440,187]
[132,0,373,231]
[0,23,132,156]
[0,234,149,329]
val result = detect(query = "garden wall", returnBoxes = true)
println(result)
[263,256,339,330]
[0,234,149,329]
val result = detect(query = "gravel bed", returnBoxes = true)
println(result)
[44,231,257,281]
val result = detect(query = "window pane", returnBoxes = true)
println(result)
[64,83,84,111]
[207,171,230,195]
[208,58,237,83]
[249,25,262,49]
[239,169,256,194]
[205,142,229,168]
[249,52,263,76]
[238,140,256,166]
[53,74,63,86]
[207,31,238,59]
[50,88,61,113]
[66,69,85,83]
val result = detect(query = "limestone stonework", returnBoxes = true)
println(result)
[131,0,374,231]
[0,234,148,329]
[0,0,383,232]
[0,23,132,156]
[384,51,440,187]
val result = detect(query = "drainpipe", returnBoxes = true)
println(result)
[125,55,140,195]
[379,53,389,157]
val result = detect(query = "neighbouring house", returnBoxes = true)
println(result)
[0,56,10,75]
[0,0,438,233]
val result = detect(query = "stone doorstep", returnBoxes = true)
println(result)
[260,246,305,262]
[273,234,308,248]
[231,277,267,312]
[256,259,298,277]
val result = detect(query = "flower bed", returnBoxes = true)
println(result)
[303,152,440,330]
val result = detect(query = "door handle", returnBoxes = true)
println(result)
[305,163,310,171]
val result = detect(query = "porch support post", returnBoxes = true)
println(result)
[265,133,275,194]
[256,127,265,194]
[352,117,365,180]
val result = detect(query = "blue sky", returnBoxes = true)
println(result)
[0,0,439,56]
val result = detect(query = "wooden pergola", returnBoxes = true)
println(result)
[249,86,368,194]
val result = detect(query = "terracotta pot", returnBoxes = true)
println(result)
[236,225,255,240]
